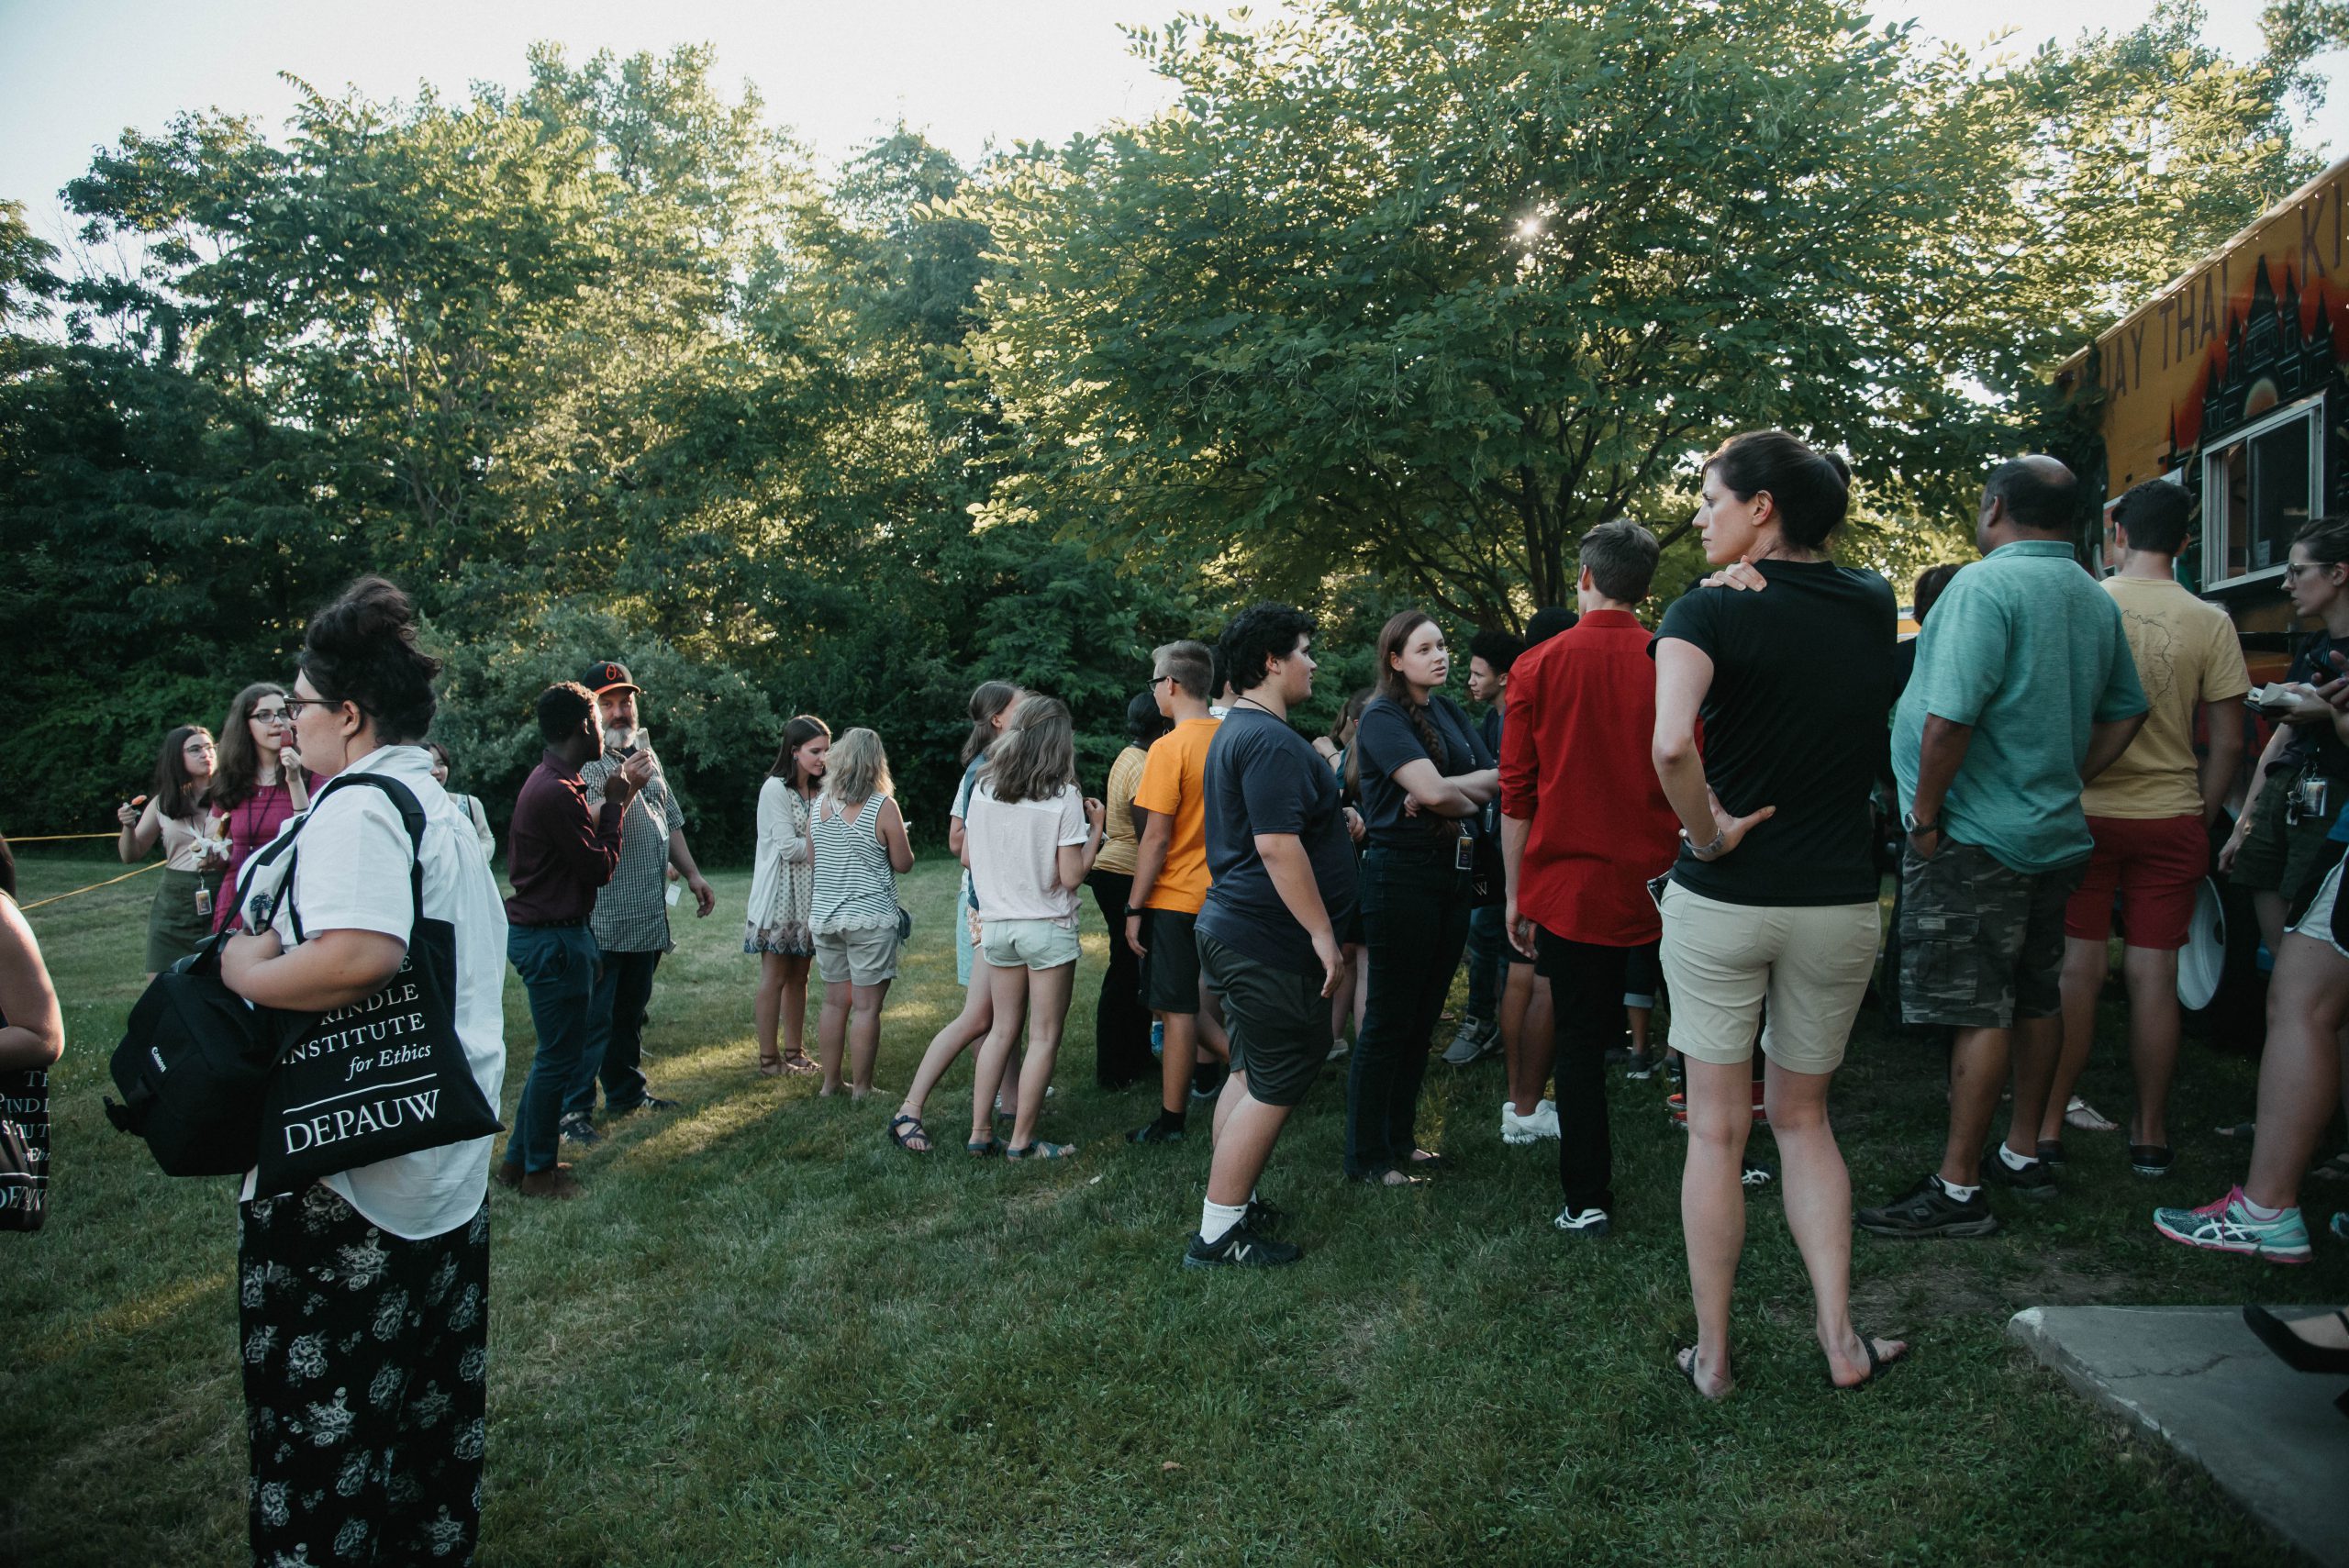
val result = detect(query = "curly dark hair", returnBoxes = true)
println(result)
[299,576,441,743]
[1218,603,1316,696]
[536,683,597,746]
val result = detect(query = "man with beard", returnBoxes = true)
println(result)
[564,660,718,1143]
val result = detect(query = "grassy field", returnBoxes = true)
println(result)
[5,849,2343,1566]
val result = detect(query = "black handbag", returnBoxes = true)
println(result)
[251,772,501,1197]
[0,1063,49,1230]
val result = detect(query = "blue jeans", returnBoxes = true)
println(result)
[1464,903,1508,1022]
[1344,844,1472,1178]
[568,948,661,1118]
[508,925,600,1173]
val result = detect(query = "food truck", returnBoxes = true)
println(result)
[2055,153,2349,681]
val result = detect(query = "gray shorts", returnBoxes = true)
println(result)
[1197,932,1326,1109]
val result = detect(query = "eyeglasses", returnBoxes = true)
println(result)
[250,707,289,725]
[282,695,341,721]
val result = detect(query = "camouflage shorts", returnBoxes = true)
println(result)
[1898,839,2085,1030]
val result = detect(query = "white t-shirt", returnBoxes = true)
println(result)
[236,744,508,1240]
[965,781,1090,928]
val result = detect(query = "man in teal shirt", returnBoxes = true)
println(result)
[1859,456,2147,1240]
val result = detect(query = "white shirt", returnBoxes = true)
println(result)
[965,781,1089,928]
[236,745,508,1240]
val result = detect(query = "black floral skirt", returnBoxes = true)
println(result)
[238,1184,489,1566]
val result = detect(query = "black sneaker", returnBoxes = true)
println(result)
[1183,1226,1301,1268]
[1603,1044,1631,1066]
[1625,1050,1657,1081]
[1982,1150,2058,1202]
[1189,1062,1229,1102]
[1665,1057,1686,1088]
[1552,1205,1611,1238]
[558,1113,605,1148]
[611,1094,681,1118]
[1857,1173,1999,1238]
[1127,1118,1186,1145]
[2130,1143,2175,1177]
[1243,1196,1289,1231]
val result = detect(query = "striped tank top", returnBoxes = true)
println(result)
[810,794,896,932]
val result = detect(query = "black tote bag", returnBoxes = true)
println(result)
[0,1063,48,1231]
[250,772,501,1198]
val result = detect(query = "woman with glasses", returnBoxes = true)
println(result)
[218,575,507,1566]
[117,724,227,978]
[209,682,310,932]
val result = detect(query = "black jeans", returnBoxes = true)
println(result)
[571,948,662,1118]
[1345,843,1472,1178]
[1536,929,1631,1215]
[1085,868,1154,1089]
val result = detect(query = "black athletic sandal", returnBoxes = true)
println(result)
[1830,1331,1909,1392]
[887,1114,930,1153]
[1675,1343,1733,1401]
[965,1134,1002,1157]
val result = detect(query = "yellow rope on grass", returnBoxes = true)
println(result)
[19,859,166,910]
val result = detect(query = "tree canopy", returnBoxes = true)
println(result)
[1,6,2332,847]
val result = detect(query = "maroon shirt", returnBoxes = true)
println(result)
[504,748,625,926]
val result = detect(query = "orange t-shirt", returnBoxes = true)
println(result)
[1131,716,1219,913]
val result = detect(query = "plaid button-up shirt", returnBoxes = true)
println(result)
[582,739,686,953]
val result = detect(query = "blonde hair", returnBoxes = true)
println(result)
[823,728,893,813]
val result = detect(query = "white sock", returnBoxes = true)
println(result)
[1200,1198,1248,1244]
[2240,1195,2288,1222]
[1935,1174,1980,1203]
[1997,1144,2038,1173]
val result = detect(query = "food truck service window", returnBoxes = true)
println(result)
[2204,396,2321,588]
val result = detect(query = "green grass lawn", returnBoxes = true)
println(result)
[6,850,2343,1566]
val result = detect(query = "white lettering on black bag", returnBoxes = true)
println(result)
[251,773,500,1196]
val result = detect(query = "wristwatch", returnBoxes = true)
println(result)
[1901,810,1942,836]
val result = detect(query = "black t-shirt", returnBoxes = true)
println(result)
[1653,561,1898,906]
[2280,632,2349,779]
[1197,704,1361,976]
[1352,693,1494,847]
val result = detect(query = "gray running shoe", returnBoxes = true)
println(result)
[1442,1018,1497,1066]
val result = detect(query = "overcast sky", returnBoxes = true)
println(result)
[3,0,2341,249]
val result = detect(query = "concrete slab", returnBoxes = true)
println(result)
[2009,1305,2349,1568]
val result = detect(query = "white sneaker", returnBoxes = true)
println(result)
[1327,1038,1351,1062]
[1529,1099,1560,1140]
[1500,1099,1541,1146]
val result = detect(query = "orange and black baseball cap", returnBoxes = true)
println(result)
[581,660,641,697]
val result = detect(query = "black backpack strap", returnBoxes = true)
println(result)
[280,772,429,948]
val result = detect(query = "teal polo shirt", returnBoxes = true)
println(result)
[1892,539,2147,873]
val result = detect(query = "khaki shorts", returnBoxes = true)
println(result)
[981,917,1082,971]
[1657,882,1879,1074]
[814,923,900,987]
[2287,851,2349,959]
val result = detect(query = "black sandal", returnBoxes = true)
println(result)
[1830,1330,1908,1391]
[1675,1343,1733,1400]
[887,1113,930,1153]
[2243,1306,2349,1374]
[965,1134,1002,1157]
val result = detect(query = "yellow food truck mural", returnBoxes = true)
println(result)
[2058,154,2349,681]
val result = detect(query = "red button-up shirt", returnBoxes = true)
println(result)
[1498,609,1684,947]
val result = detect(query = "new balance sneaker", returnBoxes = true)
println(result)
[1127,1116,1186,1145]
[1624,1050,1658,1081]
[1982,1149,2058,1202]
[1183,1226,1302,1268]
[1553,1205,1611,1238]
[2153,1187,2311,1262]
[558,1113,605,1148]
[1243,1196,1289,1231]
[610,1094,681,1117]
[1442,1018,1497,1066]
[1857,1173,1999,1238]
